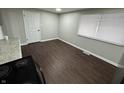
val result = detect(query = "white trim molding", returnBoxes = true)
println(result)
[21,42,28,46]
[21,38,58,46]
[41,38,59,42]
[58,38,121,68]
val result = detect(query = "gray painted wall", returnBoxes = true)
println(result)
[59,9,124,64]
[40,11,59,40]
[0,9,26,43]
[0,9,59,44]
[0,13,2,25]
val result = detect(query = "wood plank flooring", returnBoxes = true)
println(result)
[21,39,117,84]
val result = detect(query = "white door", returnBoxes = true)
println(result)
[23,10,41,43]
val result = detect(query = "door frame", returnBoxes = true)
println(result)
[23,10,41,44]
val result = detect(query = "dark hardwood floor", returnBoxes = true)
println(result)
[21,39,117,84]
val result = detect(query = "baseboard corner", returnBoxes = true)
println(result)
[41,38,59,42]
[21,42,28,46]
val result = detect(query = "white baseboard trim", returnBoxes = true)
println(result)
[21,42,28,46]
[58,38,120,68]
[41,38,59,42]
[21,38,58,46]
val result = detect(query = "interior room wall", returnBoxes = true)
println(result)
[0,11,8,36]
[0,13,2,25]
[59,8,124,65]
[40,11,59,40]
[0,9,26,43]
[0,8,59,44]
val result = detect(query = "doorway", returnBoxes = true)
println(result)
[23,10,41,44]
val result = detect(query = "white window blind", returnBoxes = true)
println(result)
[78,14,101,38]
[78,13,124,46]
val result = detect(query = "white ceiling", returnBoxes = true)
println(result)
[39,8,86,13]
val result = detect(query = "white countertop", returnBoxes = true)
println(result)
[0,38,22,65]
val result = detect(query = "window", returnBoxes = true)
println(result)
[78,13,124,46]
[78,14,101,38]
